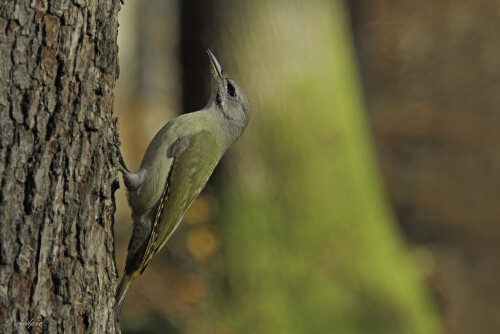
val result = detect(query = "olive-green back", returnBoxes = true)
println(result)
[139,130,220,272]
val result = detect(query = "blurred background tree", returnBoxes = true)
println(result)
[348,1,500,333]
[114,0,500,333]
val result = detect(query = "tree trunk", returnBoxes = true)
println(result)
[349,2,500,333]
[180,0,214,114]
[0,1,121,333]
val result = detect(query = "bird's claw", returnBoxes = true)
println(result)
[108,142,130,175]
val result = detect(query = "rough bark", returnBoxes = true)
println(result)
[0,0,121,333]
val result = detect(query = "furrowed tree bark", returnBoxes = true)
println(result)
[0,1,121,333]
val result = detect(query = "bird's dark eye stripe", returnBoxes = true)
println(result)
[216,91,222,106]
[227,82,236,98]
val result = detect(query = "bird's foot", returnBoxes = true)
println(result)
[108,142,130,175]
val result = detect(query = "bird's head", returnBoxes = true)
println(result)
[206,49,250,129]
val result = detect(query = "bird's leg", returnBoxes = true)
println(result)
[118,152,131,174]
[109,142,130,175]
[109,142,144,191]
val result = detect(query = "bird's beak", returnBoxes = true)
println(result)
[207,49,226,83]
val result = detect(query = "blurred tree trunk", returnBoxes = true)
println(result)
[349,1,500,333]
[195,0,442,333]
[180,0,214,113]
[0,1,121,333]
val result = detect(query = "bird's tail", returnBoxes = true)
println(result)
[114,273,136,323]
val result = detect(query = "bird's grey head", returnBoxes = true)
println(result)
[206,49,250,133]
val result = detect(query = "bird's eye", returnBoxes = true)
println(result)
[227,82,237,99]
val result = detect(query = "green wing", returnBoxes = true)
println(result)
[139,130,220,272]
